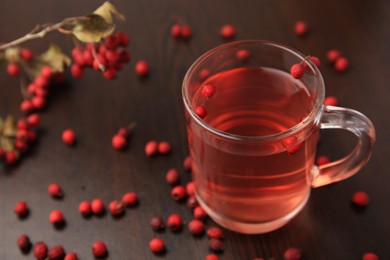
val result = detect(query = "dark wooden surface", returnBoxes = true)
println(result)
[1,0,389,259]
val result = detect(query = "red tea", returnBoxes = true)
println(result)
[187,67,319,233]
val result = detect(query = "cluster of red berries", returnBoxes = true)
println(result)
[326,49,349,73]
[0,113,40,166]
[171,24,193,40]
[144,140,172,156]
[71,32,131,80]
[290,56,321,79]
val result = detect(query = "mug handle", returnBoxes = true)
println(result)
[311,105,376,188]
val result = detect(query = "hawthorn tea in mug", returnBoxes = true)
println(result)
[182,41,375,234]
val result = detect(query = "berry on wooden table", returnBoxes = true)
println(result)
[92,241,108,258]
[149,238,165,254]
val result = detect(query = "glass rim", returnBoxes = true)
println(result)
[182,40,325,141]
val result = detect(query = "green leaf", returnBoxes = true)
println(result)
[40,43,71,72]
[72,1,125,43]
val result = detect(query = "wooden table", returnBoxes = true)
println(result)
[1,0,389,259]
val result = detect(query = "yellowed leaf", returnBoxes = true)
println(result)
[3,115,16,137]
[93,1,125,24]
[40,43,71,72]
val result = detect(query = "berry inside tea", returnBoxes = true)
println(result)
[187,67,319,233]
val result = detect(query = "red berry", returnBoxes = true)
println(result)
[64,252,78,260]
[17,234,31,252]
[122,192,139,207]
[92,241,107,257]
[109,200,125,216]
[158,141,171,154]
[93,54,108,71]
[316,155,330,166]
[14,201,28,217]
[20,100,34,113]
[209,238,223,252]
[171,24,182,38]
[27,83,37,94]
[71,64,84,78]
[31,96,46,110]
[183,156,192,171]
[135,60,150,77]
[49,210,64,225]
[149,238,165,254]
[79,201,92,216]
[324,96,338,106]
[0,147,5,158]
[7,63,20,77]
[26,113,40,127]
[62,129,76,145]
[290,64,304,79]
[188,219,205,235]
[363,252,379,260]
[34,242,48,260]
[27,130,38,143]
[181,25,192,40]
[193,206,207,220]
[150,216,165,231]
[105,35,119,50]
[206,254,220,260]
[118,49,131,63]
[17,119,29,130]
[35,88,48,97]
[20,48,33,61]
[201,84,216,98]
[236,49,250,63]
[103,68,117,80]
[117,127,129,138]
[284,247,301,260]
[199,69,211,81]
[145,140,158,157]
[166,168,180,186]
[48,183,63,198]
[187,195,199,209]
[334,57,349,72]
[91,198,105,215]
[115,32,130,47]
[48,245,65,260]
[352,191,370,206]
[16,129,29,141]
[83,50,94,66]
[167,213,183,232]
[105,50,120,63]
[294,21,308,36]
[41,66,52,79]
[15,140,28,151]
[207,226,223,239]
[308,56,320,68]
[171,185,187,201]
[220,24,236,39]
[34,75,49,88]
[327,49,341,63]
[112,134,127,150]
[186,182,195,196]
[195,106,207,119]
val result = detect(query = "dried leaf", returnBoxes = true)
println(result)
[3,115,17,137]
[40,43,71,72]
[72,1,125,43]
[0,137,15,152]
[0,117,4,132]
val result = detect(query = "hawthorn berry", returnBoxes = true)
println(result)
[48,245,65,260]
[181,25,193,40]
[199,69,211,81]
[71,64,84,78]
[188,219,205,235]
[17,119,29,130]
[352,191,370,206]
[117,127,129,138]
[150,216,165,231]
[64,252,78,260]
[206,254,220,260]
[116,32,130,47]
[308,56,320,68]
[362,252,379,260]
[62,129,76,145]
[135,60,150,77]
[109,200,125,217]
[334,57,349,72]
[187,195,199,209]
[145,140,158,156]
[17,234,31,253]
[14,201,29,217]
[3,152,16,165]
[20,48,33,61]
[34,242,48,260]
[79,201,92,216]
[112,134,127,150]
[31,96,46,110]
[171,24,182,38]
[166,168,180,186]
[183,156,192,171]
[91,198,105,215]
[41,66,52,79]
[7,63,20,77]
[48,183,63,198]
[327,49,341,63]
[171,185,187,201]
[236,49,251,63]
[92,241,107,258]
[195,106,207,119]
[167,213,183,232]
[158,141,171,154]
[290,64,304,79]
[49,210,64,225]
[220,24,236,39]
[209,238,223,252]
[34,75,49,88]
[149,238,165,254]
[186,182,195,196]
[294,21,308,36]
[324,96,338,106]
[20,100,34,113]
[201,84,216,98]
[122,192,138,207]
[316,155,330,166]
[103,68,117,80]
[193,206,207,220]
[284,247,301,260]
[207,226,223,239]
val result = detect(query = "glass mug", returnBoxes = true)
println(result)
[182,40,375,234]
